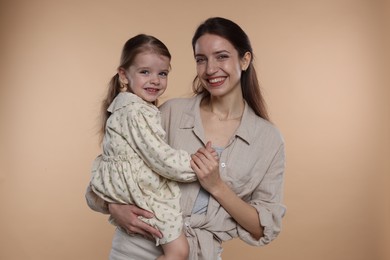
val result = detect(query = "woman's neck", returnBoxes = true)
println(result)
[199,94,244,147]
[204,95,245,121]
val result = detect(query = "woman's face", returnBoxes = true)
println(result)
[194,33,249,98]
[119,51,170,103]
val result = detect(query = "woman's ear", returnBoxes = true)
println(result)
[241,52,252,71]
[118,68,129,84]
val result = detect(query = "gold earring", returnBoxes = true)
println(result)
[120,82,127,91]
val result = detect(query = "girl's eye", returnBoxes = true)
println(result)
[159,71,168,77]
[140,70,149,75]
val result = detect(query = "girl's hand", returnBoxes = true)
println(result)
[108,204,163,240]
[190,141,222,195]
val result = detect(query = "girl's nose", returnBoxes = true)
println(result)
[150,75,160,85]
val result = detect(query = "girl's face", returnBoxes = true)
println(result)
[119,51,170,103]
[194,33,250,98]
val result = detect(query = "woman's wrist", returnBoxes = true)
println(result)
[210,180,229,200]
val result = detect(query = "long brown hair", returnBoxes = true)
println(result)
[99,34,171,138]
[191,17,270,121]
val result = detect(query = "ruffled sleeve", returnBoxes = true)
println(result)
[126,104,197,182]
[85,184,109,214]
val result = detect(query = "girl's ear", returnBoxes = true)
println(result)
[118,68,129,84]
[241,51,252,71]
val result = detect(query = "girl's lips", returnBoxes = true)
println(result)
[145,88,160,93]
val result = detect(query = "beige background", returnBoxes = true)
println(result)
[0,0,389,259]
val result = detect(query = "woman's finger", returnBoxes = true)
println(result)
[125,220,161,240]
[109,204,163,239]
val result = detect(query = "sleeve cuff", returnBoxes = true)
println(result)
[85,184,110,214]
[237,204,285,246]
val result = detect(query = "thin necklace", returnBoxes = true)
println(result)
[209,102,243,121]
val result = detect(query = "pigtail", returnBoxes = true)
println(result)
[100,73,121,141]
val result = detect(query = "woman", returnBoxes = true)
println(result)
[86,17,286,260]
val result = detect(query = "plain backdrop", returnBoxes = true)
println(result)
[0,0,389,259]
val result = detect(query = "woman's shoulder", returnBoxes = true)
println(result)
[158,96,198,127]
[159,96,196,112]
[256,117,285,147]
[242,106,284,146]
[160,96,195,107]
[261,117,284,138]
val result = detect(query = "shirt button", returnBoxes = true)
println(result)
[221,163,226,168]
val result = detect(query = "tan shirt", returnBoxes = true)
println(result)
[86,93,286,259]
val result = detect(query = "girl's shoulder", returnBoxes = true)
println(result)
[109,92,158,115]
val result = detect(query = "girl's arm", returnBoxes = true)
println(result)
[127,108,196,182]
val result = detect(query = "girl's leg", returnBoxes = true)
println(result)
[157,233,189,260]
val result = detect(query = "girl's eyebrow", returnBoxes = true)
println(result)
[136,66,150,70]
[137,66,170,71]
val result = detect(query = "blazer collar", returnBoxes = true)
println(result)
[179,94,205,142]
[178,94,259,145]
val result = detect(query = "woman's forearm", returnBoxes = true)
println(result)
[211,182,263,240]
[190,146,263,239]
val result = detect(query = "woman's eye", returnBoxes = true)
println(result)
[217,54,229,60]
[195,57,206,64]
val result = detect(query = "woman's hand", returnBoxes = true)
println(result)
[190,142,222,195]
[108,204,163,240]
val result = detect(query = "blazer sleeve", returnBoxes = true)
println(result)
[237,143,286,246]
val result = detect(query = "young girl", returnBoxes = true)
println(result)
[90,34,215,260]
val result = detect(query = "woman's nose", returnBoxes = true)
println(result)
[206,60,218,75]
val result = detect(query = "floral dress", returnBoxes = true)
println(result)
[90,92,196,245]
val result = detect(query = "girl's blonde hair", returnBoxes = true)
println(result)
[100,34,171,138]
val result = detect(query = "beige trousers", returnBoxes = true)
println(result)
[109,227,223,260]
[109,227,162,260]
